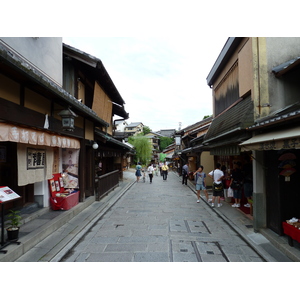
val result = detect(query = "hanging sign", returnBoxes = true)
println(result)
[27,148,46,170]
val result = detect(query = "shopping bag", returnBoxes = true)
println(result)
[227,187,233,197]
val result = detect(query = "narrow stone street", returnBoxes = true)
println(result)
[61,170,264,262]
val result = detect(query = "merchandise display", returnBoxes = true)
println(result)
[283,218,300,247]
[48,173,79,210]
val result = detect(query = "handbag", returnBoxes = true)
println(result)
[213,182,223,191]
[212,170,223,192]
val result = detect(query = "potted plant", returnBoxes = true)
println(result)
[6,209,22,241]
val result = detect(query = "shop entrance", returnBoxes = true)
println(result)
[265,149,300,235]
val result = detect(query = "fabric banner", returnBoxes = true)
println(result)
[62,148,80,188]
[0,123,80,149]
[18,144,54,186]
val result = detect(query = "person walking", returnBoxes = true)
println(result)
[230,162,244,208]
[154,164,159,176]
[161,162,169,181]
[159,162,163,176]
[135,162,142,183]
[182,162,189,185]
[147,163,154,184]
[208,163,224,208]
[193,165,209,203]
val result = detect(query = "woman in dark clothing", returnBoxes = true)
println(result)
[230,162,244,208]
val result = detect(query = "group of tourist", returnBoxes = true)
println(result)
[135,162,169,183]
[193,159,253,208]
[135,159,253,210]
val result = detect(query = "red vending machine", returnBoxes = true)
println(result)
[48,173,79,210]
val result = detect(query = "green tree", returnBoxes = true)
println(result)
[143,126,151,135]
[159,136,174,152]
[129,136,152,165]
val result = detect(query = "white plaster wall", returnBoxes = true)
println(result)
[0,37,63,85]
[265,37,300,112]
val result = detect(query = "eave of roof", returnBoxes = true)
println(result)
[206,37,244,87]
[63,43,126,107]
[113,103,129,119]
[203,96,254,144]
[126,122,143,127]
[248,102,300,130]
[190,133,206,144]
[0,41,109,127]
[272,57,300,77]
[95,129,133,150]
[176,116,213,135]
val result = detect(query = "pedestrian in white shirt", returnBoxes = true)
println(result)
[147,163,154,184]
[208,163,224,208]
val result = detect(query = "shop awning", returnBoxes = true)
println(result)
[203,96,254,145]
[240,126,300,151]
[0,123,80,149]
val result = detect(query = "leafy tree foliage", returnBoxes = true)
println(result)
[159,136,174,151]
[128,135,152,165]
[143,126,151,135]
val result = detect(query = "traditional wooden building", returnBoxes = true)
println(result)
[0,38,131,213]
[63,44,132,189]
[205,37,300,237]
[176,117,214,182]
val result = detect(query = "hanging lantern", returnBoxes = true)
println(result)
[58,107,77,131]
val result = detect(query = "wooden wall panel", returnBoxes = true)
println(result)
[25,88,51,114]
[92,82,113,129]
[0,74,20,104]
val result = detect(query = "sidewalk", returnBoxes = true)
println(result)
[1,169,299,262]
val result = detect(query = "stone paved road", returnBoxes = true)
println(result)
[61,171,264,262]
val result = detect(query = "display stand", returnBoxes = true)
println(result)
[48,174,79,211]
[0,186,21,254]
[282,222,300,247]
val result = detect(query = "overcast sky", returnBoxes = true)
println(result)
[63,37,228,132]
[5,1,292,134]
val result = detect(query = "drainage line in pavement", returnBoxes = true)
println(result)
[184,220,191,233]
[191,241,202,262]
[169,240,174,262]
[215,241,229,262]
[202,221,211,234]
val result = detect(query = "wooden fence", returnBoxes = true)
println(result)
[95,170,120,201]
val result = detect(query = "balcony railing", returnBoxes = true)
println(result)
[95,170,119,201]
